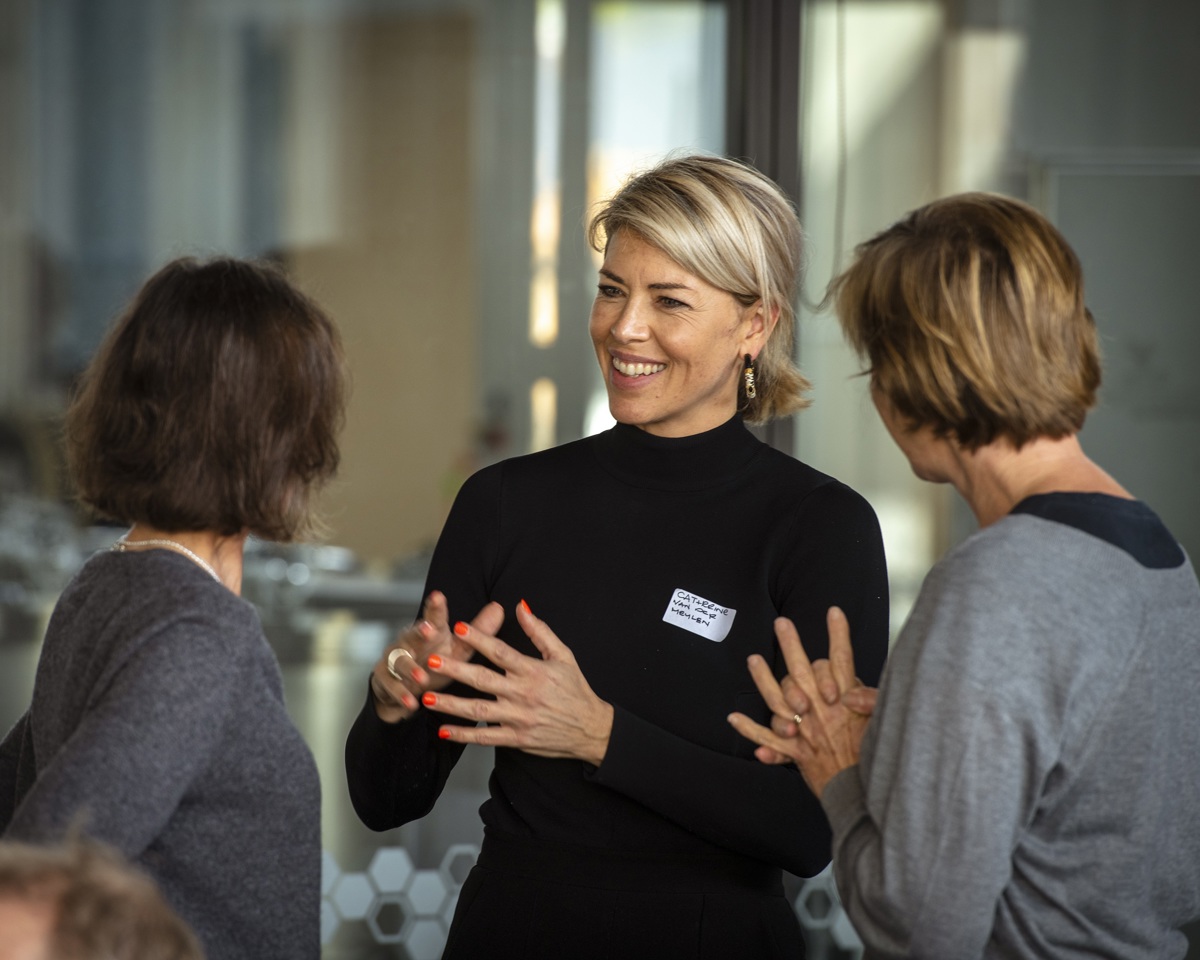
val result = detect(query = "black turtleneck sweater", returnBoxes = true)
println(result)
[346,416,888,878]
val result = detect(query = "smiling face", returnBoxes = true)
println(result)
[589,230,770,438]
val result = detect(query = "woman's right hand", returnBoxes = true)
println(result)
[370,591,505,723]
[728,608,872,797]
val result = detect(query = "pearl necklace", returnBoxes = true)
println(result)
[112,535,223,585]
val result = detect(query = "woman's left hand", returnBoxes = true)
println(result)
[420,599,614,766]
[727,607,871,798]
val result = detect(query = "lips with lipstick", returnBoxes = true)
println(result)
[612,357,666,377]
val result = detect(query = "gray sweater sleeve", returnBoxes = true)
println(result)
[821,511,1200,960]
[6,613,242,854]
[0,712,32,830]
[820,540,1065,959]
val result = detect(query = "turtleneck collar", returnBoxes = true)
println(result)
[590,415,766,492]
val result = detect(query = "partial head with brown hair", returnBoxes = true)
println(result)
[830,192,1100,450]
[66,256,346,541]
[588,154,811,424]
[0,837,204,960]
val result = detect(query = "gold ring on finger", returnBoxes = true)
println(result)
[793,713,804,726]
[387,647,415,680]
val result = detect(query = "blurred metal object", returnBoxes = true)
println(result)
[242,538,425,633]
[0,501,429,657]
[0,495,84,644]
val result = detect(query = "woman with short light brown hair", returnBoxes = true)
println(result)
[732,192,1200,959]
[832,191,1101,449]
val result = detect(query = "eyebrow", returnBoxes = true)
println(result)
[598,268,695,292]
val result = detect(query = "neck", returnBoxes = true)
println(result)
[947,434,1132,528]
[122,525,247,594]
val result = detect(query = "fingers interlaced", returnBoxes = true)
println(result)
[774,617,814,680]
[773,617,825,714]
[730,712,805,765]
[779,675,810,716]
[422,590,450,628]
[746,654,791,717]
[826,606,858,694]
[812,660,840,707]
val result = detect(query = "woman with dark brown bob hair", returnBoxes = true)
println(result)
[0,256,345,960]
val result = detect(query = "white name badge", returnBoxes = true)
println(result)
[662,588,736,643]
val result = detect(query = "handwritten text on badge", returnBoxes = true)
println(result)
[662,589,736,643]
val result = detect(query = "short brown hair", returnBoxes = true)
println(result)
[66,256,346,540]
[830,192,1100,450]
[0,836,203,960]
[588,154,811,423]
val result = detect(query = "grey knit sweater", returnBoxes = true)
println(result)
[0,548,321,960]
[823,494,1200,959]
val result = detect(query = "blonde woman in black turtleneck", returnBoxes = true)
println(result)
[346,155,889,960]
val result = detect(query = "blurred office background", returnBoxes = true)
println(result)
[0,0,1196,956]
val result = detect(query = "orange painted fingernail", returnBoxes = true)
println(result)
[427,654,443,669]
[453,621,468,637]
[438,727,452,739]
[519,599,531,616]
[422,692,437,706]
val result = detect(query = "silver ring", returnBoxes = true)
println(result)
[387,647,415,680]
[792,713,804,726]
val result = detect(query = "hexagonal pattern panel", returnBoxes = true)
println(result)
[321,849,340,897]
[331,873,375,921]
[407,871,448,915]
[791,864,860,955]
[796,884,835,929]
[320,900,339,946]
[324,843,859,956]
[831,908,864,952]
[367,892,413,944]
[404,918,449,960]
[438,843,479,890]
[369,846,414,894]
[322,845,472,956]
[440,887,461,926]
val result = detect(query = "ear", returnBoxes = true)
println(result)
[739,301,779,360]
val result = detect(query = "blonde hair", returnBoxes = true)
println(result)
[588,154,811,423]
[830,192,1100,449]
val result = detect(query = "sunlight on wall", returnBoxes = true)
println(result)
[528,0,564,350]
[799,2,945,636]
[582,0,725,437]
[803,1,942,191]
[530,376,557,452]
[942,28,1027,193]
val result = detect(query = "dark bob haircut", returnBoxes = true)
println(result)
[66,256,346,541]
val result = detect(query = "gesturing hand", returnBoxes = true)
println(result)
[727,606,874,799]
[370,591,505,723]
[420,599,615,766]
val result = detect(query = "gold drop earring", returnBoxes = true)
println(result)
[742,354,757,400]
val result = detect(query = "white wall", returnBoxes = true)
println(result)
[796,0,1200,633]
